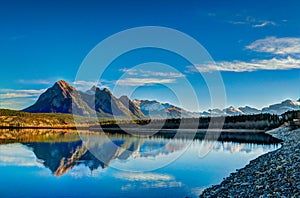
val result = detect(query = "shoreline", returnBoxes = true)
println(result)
[0,127,280,145]
[0,124,283,145]
[200,125,300,197]
[0,125,264,131]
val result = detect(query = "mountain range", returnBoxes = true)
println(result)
[23,80,300,118]
[24,80,144,119]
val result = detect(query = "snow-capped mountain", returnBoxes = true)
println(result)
[238,106,261,114]
[201,106,260,117]
[224,106,244,116]
[201,99,300,117]
[114,97,300,118]
[202,108,226,117]
[261,99,300,115]
[133,99,198,119]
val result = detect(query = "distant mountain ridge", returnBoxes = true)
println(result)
[261,99,300,115]
[23,80,300,118]
[132,99,199,118]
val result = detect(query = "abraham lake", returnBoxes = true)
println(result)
[0,129,280,198]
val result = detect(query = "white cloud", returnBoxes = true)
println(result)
[0,89,45,94]
[0,98,35,106]
[0,89,46,99]
[188,36,300,73]
[0,93,34,99]
[119,68,184,78]
[72,80,109,91]
[115,172,182,191]
[18,79,52,85]
[119,68,139,75]
[246,36,300,55]
[0,144,43,167]
[229,16,276,28]
[207,13,216,17]
[118,67,184,87]
[141,71,184,78]
[228,21,247,25]
[72,80,99,89]
[67,164,105,178]
[0,98,37,110]
[0,89,45,109]
[115,78,176,86]
[187,56,300,72]
[114,172,174,181]
[252,21,276,28]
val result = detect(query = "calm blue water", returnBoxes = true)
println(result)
[0,131,279,198]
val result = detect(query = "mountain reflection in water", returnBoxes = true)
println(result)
[0,129,280,198]
[0,129,280,176]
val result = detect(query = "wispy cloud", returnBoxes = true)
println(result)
[72,80,99,87]
[18,79,53,85]
[229,16,276,28]
[0,98,37,110]
[119,68,184,78]
[246,36,300,55]
[252,21,276,28]
[187,56,300,72]
[119,68,139,75]
[0,88,45,109]
[0,93,36,99]
[0,88,46,99]
[72,80,109,90]
[229,21,247,25]
[207,12,216,17]
[114,172,174,181]
[115,78,176,86]
[0,144,43,167]
[118,68,183,86]
[0,98,36,109]
[115,172,182,190]
[188,36,300,73]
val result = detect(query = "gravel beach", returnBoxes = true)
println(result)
[200,126,300,198]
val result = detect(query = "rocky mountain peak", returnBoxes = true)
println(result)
[54,80,74,90]
[119,95,145,119]
[52,80,75,98]
[120,95,129,99]
[85,86,97,95]
[119,95,130,102]
[101,88,112,95]
[23,80,94,115]
[91,85,97,92]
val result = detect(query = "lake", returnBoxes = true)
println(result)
[0,129,280,198]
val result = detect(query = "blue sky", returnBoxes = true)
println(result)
[0,0,299,111]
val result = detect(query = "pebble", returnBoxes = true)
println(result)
[200,127,300,197]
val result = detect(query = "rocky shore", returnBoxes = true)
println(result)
[200,125,300,197]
